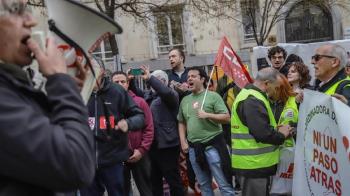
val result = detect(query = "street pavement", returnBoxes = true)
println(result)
[129,178,242,196]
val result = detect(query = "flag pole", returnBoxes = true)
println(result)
[201,66,215,110]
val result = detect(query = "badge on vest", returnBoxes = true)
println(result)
[192,101,200,109]
[284,109,294,119]
[88,117,95,130]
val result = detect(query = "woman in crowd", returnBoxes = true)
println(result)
[287,62,312,95]
[270,74,297,196]
[276,75,298,130]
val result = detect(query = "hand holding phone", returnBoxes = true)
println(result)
[130,68,144,76]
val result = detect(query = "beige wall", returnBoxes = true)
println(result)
[115,6,245,63]
[115,15,151,62]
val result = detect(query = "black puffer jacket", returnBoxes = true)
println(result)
[87,78,144,167]
[0,63,95,195]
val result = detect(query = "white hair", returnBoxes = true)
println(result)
[328,44,347,69]
[255,67,280,82]
[151,70,169,85]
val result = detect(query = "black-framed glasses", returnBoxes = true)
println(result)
[311,54,336,62]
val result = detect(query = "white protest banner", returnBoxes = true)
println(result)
[293,89,350,196]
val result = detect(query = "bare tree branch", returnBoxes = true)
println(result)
[27,0,350,46]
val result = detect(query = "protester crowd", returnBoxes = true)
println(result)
[1,1,350,196]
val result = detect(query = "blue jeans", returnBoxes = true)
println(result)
[189,147,234,196]
[80,163,124,196]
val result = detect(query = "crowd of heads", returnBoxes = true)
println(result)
[266,43,349,89]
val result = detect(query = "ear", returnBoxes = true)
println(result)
[263,80,269,86]
[199,77,206,85]
[331,58,340,68]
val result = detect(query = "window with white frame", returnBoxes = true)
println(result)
[91,40,114,63]
[240,0,259,40]
[154,6,185,55]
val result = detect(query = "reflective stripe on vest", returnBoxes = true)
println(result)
[231,133,254,139]
[324,77,350,95]
[231,88,279,170]
[232,145,279,155]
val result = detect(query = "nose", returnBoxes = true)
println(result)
[23,13,38,28]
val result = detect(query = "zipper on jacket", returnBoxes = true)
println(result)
[94,93,99,169]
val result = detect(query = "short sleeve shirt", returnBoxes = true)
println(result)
[178,91,228,143]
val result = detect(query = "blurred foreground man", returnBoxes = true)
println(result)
[231,68,293,196]
[312,44,350,106]
[0,0,95,195]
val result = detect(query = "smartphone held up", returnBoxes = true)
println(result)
[130,68,144,76]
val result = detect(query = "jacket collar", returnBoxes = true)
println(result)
[316,68,347,92]
[245,83,269,100]
[0,63,31,85]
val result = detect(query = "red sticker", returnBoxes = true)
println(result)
[99,116,115,129]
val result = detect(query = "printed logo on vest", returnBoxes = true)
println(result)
[192,101,200,109]
[279,163,294,179]
[284,109,294,119]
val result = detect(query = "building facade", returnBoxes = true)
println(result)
[31,0,350,73]
[98,0,350,73]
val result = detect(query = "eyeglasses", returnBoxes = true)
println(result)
[311,54,336,62]
[0,1,32,16]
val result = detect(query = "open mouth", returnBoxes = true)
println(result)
[188,82,194,88]
[21,35,31,45]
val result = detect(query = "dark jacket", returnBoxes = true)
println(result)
[279,64,289,77]
[87,79,144,168]
[0,63,95,195]
[168,68,190,100]
[233,84,286,178]
[168,68,189,84]
[315,69,350,107]
[146,76,180,149]
[188,133,232,185]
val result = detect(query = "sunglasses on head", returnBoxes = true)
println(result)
[311,54,336,62]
